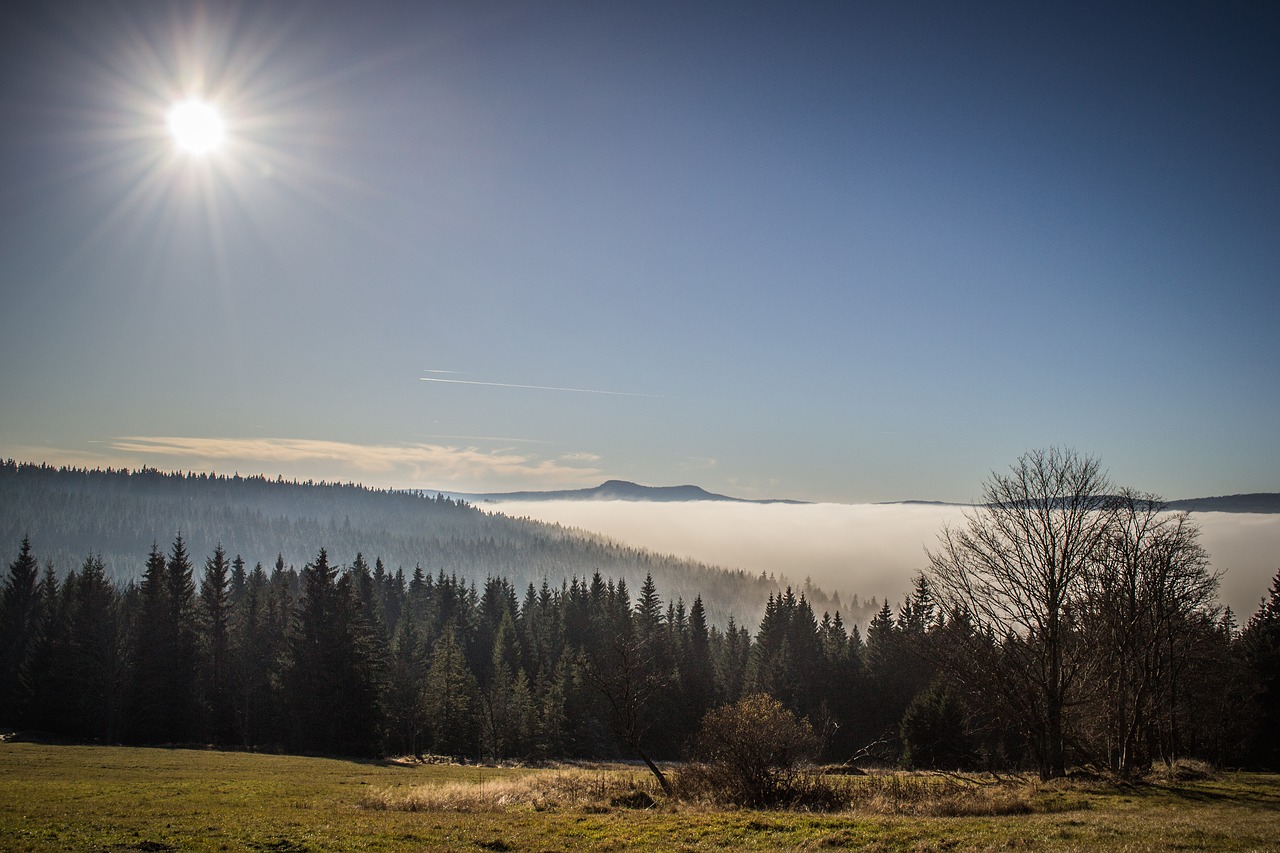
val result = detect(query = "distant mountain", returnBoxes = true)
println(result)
[443,482,1280,512]
[1166,493,1280,513]
[444,479,808,505]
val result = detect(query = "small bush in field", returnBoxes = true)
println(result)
[678,693,825,808]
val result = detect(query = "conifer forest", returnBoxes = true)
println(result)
[2,454,1279,778]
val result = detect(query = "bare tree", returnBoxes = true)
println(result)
[925,448,1113,779]
[1081,491,1218,774]
[580,633,673,795]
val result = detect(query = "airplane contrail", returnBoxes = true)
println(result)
[420,376,659,397]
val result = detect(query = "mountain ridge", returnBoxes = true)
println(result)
[437,479,809,505]
[434,480,1280,513]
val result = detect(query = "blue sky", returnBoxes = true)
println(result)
[1,1,1276,503]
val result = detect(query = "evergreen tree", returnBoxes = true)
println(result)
[1242,568,1280,768]
[285,548,384,756]
[130,538,199,743]
[865,600,914,748]
[199,545,234,743]
[423,626,476,757]
[1,537,43,724]
[386,598,428,758]
[55,556,125,741]
[230,562,277,747]
[229,555,247,608]
[25,564,63,733]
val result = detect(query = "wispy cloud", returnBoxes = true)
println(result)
[2,445,142,471]
[418,434,548,445]
[561,451,602,462]
[420,375,659,398]
[104,436,602,490]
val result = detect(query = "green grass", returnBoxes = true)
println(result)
[1,742,1278,851]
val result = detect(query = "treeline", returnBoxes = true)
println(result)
[2,534,1277,771]
[0,460,872,629]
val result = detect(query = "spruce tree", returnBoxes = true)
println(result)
[1242,569,1280,768]
[1,537,43,724]
[199,545,234,744]
[130,540,198,743]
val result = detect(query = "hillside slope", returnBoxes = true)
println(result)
[0,461,854,627]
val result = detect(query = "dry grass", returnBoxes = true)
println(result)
[360,767,663,813]
[1148,757,1218,782]
[842,772,1069,816]
[363,765,1063,818]
[5,744,1279,851]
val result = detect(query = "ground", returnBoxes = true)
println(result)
[1,742,1278,851]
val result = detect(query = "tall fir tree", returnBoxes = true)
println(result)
[199,545,234,744]
[1242,569,1280,768]
[1,537,43,724]
[130,539,199,743]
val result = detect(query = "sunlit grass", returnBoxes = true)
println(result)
[2,742,1278,851]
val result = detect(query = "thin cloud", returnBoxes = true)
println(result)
[420,375,660,398]
[418,434,548,445]
[106,436,601,489]
[2,445,141,471]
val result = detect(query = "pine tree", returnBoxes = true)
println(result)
[230,562,276,747]
[52,556,125,741]
[130,539,199,743]
[423,626,476,757]
[1,537,43,724]
[165,535,200,739]
[387,601,428,758]
[480,610,523,760]
[285,549,384,756]
[680,596,716,735]
[1242,568,1280,768]
[199,545,234,744]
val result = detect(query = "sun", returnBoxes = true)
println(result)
[167,99,225,155]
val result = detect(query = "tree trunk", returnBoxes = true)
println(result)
[633,742,672,796]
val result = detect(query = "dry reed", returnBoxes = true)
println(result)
[359,768,661,813]
[361,767,1077,817]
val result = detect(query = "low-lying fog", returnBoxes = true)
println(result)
[494,501,1279,621]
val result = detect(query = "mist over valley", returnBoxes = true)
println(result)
[493,496,1280,621]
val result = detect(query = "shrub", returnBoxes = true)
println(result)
[680,693,819,808]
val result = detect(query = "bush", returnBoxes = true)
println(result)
[679,693,819,808]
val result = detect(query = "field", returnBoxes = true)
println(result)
[1,743,1278,851]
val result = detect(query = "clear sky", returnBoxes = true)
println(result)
[1,1,1276,503]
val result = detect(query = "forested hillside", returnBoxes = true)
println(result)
[3,455,1277,774]
[0,461,871,629]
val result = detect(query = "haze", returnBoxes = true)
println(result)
[495,501,1280,621]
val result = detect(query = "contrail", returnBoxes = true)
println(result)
[420,376,659,398]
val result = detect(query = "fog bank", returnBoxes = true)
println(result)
[494,501,1279,620]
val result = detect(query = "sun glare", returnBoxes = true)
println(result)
[167,99,225,155]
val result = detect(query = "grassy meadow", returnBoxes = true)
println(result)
[1,742,1278,851]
